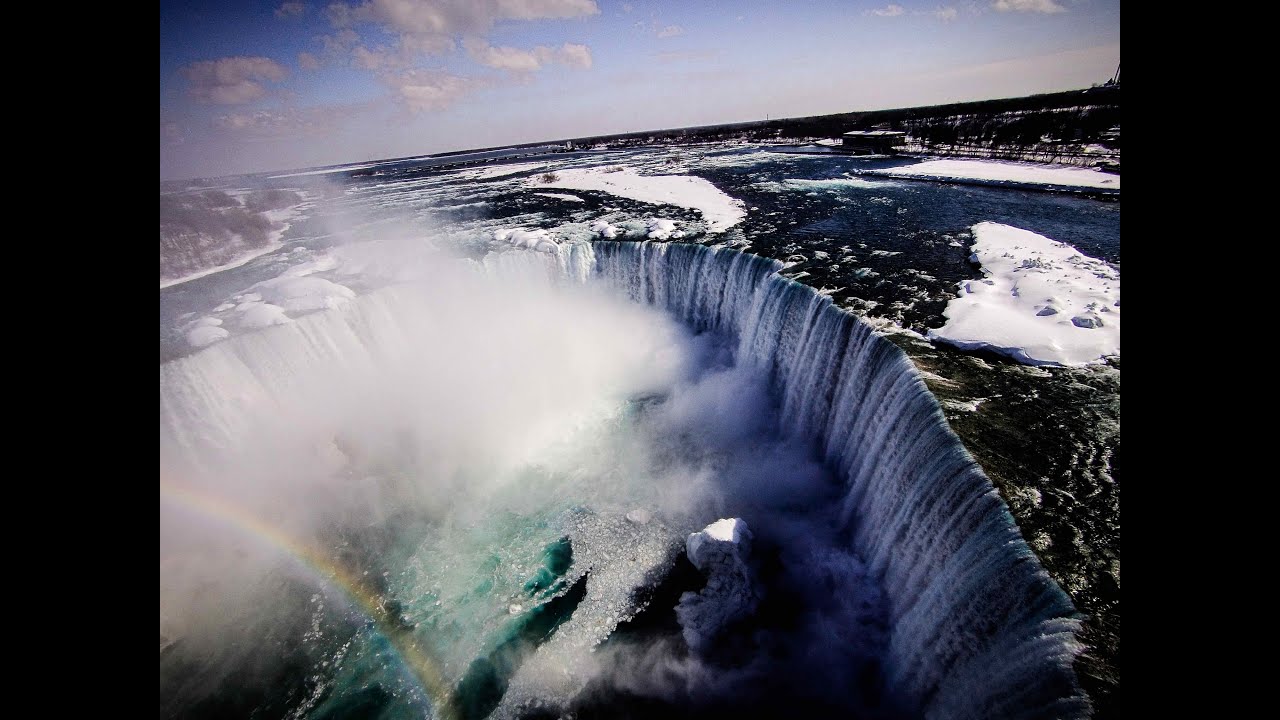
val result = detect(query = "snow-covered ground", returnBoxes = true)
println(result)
[532,166,746,232]
[160,240,286,290]
[453,162,550,181]
[267,162,381,179]
[929,222,1119,367]
[870,159,1119,191]
[534,192,585,202]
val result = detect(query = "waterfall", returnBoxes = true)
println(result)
[591,240,1086,720]
[160,239,1087,720]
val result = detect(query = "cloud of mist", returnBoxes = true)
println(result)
[159,201,891,715]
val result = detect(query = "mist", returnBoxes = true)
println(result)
[159,208,898,718]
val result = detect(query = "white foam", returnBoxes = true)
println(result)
[929,222,1120,367]
[533,166,746,232]
[873,159,1119,191]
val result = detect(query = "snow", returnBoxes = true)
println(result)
[495,227,560,253]
[237,303,292,329]
[678,518,757,651]
[248,276,356,314]
[645,218,683,240]
[929,222,1120,367]
[160,241,283,289]
[871,159,1119,191]
[700,518,747,544]
[782,177,897,190]
[277,254,340,278]
[589,220,618,239]
[533,166,746,232]
[534,192,585,202]
[453,162,548,181]
[186,324,230,348]
[268,163,380,179]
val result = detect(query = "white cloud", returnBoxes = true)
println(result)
[992,0,1065,13]
[657,24,683,38]
[275,2,308,18]
[214,104,359,137]
[181,57,289,105]
[556,42,592,69]
[318,29,362,56]
[869,4,905,16]
[327,0,599,54]
[382,68,479,112]
[298,52,321,70]
[917,6,958,20]
[352,45,396,69]
[464,38,592,72]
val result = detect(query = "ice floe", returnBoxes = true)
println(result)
[533,166,745,232]
[871,159,1119,191]
[929,222,1120,366]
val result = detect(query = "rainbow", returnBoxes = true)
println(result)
[160,480,455,719]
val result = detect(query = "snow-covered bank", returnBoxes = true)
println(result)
[268,162,380,179]
[160,241,285,290]
[870,158,1119,192]
[532,166,745,232]
[929,222,1120,366]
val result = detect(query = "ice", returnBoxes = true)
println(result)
[248,276,357,314]
[495,228,560,253]
[589,220,618,239]
[533,166,746,232]
[872,159,1119,191]
[186,324,230,348]
[645,218,680,239]
[454,162,549,181]
[534,192,585,202]
[237,302,292,329]
[929,222,1120,366]
[677,518,758,652]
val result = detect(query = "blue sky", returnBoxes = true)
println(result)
[159,0,1119,181]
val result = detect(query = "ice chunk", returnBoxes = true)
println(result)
[676,518,758,652]
[238,303,292,329]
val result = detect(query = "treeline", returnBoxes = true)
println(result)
[562,86,1121,149]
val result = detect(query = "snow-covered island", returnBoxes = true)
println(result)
[929,222,1119,367]
[868,158,1119,193]
[531,166,746,232]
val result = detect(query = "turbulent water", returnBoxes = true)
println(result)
[161,142,1117,719]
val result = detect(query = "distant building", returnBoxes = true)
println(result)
[841,130,907,155]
